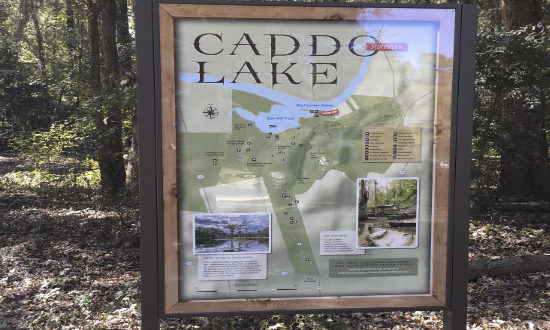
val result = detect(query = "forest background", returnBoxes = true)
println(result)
[0,0,549,328]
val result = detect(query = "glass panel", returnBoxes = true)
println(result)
[173,8,455,301]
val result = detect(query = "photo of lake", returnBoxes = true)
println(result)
[193,213,271,254]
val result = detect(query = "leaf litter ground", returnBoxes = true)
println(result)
[0,156,549,329]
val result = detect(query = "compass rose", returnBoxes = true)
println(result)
[202,105,219,119]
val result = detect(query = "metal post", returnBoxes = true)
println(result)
[136,0,160,328]
[443,4,478,330]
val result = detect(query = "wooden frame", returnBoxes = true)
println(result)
[136,1,477,325]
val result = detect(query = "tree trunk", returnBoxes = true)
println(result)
[65,0,77,52]
[499,97,550,200]
[98,0,125,196]
[87,0,102,116]
[15,0,30,42]
[501,0,542,32]
[31,5,46,76]
[87,0,125,196]
[87,0,107,189]
[469,255,550,280]
[125,119,138,189]
[116,0,138,188]
[116,0,133,84]
[499,0,550,201]
[65,0,74,28]
[16,0,46,76]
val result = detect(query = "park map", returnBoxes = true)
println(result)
[175,17,444,300]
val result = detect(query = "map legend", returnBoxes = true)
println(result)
[362,126,422,163]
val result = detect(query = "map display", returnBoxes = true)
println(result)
[174,12,455,301]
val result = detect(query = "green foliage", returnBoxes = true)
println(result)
[0,0,136,195]
[365,179,417,210]
[194,226,227,240]
[0,40,55,148]
[17,120,84,161]
[2,116,101,190]
[224,224,242,236]
[195,225,270,241]
[0,164,100,190]
[257,226,270,238]
[386,179,417,209]
[472,24,550,206]
[0,0,547,201]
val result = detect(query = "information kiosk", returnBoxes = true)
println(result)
[136,2,477,328]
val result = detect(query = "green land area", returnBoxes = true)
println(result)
[179,91,402,275]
